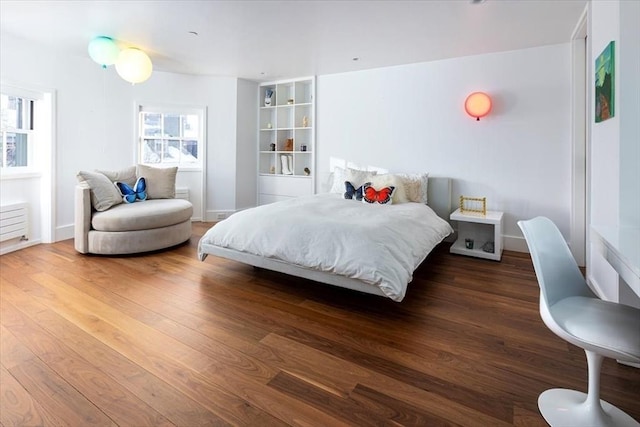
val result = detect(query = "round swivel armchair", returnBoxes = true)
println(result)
[518,217,640,427]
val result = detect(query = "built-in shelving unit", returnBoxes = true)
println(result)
[258,77,315,205]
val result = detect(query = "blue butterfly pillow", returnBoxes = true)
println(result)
[344,181,368,201]
[115,176,147,203]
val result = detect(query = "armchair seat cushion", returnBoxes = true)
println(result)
[92,199,193,232]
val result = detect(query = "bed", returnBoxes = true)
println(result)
[198,176,453,302]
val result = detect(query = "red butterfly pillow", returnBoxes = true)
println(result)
[362,183,396,205]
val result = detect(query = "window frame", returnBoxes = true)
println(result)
[136,104,205,171]
[0,91,38,175]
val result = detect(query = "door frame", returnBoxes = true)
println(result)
[570,4,589,266]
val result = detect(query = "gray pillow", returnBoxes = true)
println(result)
[96,166,137,187]
[76,171,122,211]
[136,164,178,199]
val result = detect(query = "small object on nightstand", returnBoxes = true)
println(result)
[482,242,494,253]
[460,195,487,216]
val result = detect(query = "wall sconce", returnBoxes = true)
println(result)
[87,36,120,68]
[465,92,492,121]
[115,47,153,84]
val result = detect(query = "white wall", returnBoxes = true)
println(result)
[588,0,640,306]
[236,78,258,211]
[317,44,572,250]
[0,33,252,242]
[618,0,640,229]
[588,0,619,302]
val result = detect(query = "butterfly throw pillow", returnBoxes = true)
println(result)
[344,181,367,201]
[115,177,148,203]
[362,183,395,205]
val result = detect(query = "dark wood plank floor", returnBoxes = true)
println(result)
[1,222,639,426]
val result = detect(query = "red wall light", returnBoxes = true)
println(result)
[465,92,492,121]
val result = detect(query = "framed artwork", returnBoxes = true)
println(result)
[595,41,615,123]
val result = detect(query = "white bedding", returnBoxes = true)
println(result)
[198,193,453,301]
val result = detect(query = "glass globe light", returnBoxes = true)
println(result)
[465,92,492,121]
[115,48,153,84]
[88,36,120,68]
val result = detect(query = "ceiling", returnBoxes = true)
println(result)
[0,0,587,82]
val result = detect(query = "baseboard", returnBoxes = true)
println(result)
[56,224,74,242]
[504,234,528,253]
[205,210,236,222]
[0,238,41,255]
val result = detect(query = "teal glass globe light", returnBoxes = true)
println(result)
[88,36,120,68]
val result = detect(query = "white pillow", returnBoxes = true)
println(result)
[369,174,408,204]
[395,173,429,203]
[329,167,378,194]
[344,168,378,189]
[329,166,347,194]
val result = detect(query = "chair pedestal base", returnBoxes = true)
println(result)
[539,389,639,427]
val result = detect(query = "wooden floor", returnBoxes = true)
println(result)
[1,222,639,426]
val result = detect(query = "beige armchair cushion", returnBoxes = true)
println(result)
[92,199,193,232]
[97,166,137,187]
[137,164,178,199]
[76,170,122,211]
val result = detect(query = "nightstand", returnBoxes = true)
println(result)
[449,208,504,261]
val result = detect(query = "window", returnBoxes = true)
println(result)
[1,93,35,170]
[138,105,204,169]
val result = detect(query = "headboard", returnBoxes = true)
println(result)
[427,177,452,221]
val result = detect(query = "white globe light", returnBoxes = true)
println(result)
[88,36,120,68]
[115,48,153,84]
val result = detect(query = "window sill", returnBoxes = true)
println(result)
[139,163,202,172]
[1,171,42,180]
[177,166,203,172]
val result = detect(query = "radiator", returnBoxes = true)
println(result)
[0,203,29,242]
[175,187,189,201]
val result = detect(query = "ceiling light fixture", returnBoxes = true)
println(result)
[115,48,153,84]
[88,36,154,84]
[87,36,120,68]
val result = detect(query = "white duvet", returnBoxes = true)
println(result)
[198,193,453,301]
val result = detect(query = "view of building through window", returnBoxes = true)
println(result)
[139,110,202,167]
[0,94,34,169]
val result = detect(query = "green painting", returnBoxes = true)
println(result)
[595,41,615,123]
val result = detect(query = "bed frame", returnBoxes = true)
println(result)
[199,177,452,298]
